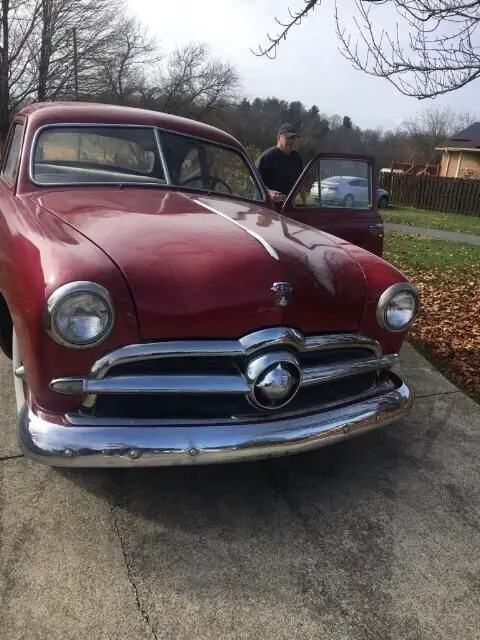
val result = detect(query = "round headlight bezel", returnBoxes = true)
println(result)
[376,282,419,333]
[45,281,115,348]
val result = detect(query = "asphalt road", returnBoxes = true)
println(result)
[1,344,479,640]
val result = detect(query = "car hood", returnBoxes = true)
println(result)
[33,188,367,339]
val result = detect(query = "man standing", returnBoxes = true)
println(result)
[255,123,304,204]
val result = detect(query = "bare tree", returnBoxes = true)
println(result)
[33,0,127,101]
[403,106,477,140]
[157,42,240,120]
[0,0,159,143]
[94,16,160,103]
[254,1,480,99]
[0,0,41,140]
[401,105,477,162]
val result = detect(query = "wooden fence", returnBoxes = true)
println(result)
[379,173,480,216]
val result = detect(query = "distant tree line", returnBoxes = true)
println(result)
[0,0,477,170]
[221,100,477,170]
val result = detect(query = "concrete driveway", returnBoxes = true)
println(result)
[1,344,479,640]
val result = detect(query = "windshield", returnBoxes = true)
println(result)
[31,125,265,202]
[33,126,165,185]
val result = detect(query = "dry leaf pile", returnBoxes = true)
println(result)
[401,266,480,398]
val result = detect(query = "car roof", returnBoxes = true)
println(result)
[323,175,366,181]
[18,102,243,151]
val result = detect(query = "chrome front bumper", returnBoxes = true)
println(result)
[18,374,412,467]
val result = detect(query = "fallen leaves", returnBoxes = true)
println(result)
[401,265,480,398]
[383,231,480,400]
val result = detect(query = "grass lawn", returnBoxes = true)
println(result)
[384,231,480,401]
[381,206,480,235]
[384,230,480,270]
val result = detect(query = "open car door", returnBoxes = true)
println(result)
[280,152,384,256]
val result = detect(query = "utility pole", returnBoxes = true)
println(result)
[72,27,79,101]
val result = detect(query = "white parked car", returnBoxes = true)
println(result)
[310,176,389,208]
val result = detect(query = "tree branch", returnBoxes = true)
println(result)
[256,1,480,98]
[251,0,320,59]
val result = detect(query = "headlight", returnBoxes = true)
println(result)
[376,283,419,332]
[45,282,115,347]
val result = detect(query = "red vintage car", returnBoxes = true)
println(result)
[0,102,418,467]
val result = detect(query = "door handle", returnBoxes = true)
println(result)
[368,223,384,229]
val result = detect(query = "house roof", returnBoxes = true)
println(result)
[450,122,480,145]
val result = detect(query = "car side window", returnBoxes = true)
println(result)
[160,131,264,202]
[179,148,202,186]
[293,158,372,210]
[1,123,24,184]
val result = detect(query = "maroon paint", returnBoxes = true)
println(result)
[0,103,412,418]
[35,189,368,341]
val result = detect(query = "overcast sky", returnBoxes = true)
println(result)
[128,0,480,131]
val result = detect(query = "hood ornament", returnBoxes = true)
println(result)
[271,282,293,307]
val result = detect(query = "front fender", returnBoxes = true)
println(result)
[6,201,139,414]
[337,241,416,355]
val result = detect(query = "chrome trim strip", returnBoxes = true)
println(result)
[303,333,381,355]
[65,377,393,426]
[154,127,171,184]
[19,375,412,467]
[302,354,398,386]
[239,326,304,353]
[88,329,381,381]
[90,339,245,379]
[51,374,250,395]
[50,378,84,394]
[193,198,280,261]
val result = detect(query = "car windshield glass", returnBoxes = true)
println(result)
[159,131,265,202]
[32,126,165,185]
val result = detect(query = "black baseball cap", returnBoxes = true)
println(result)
[277,123,299,138]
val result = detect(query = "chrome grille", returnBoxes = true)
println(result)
[49,327,399,426]
[91,371,379,421]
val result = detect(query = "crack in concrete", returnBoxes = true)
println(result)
[414,391,461,399]
[111,487,158,640]
[0,453,24,462]
[260,462,314,533]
